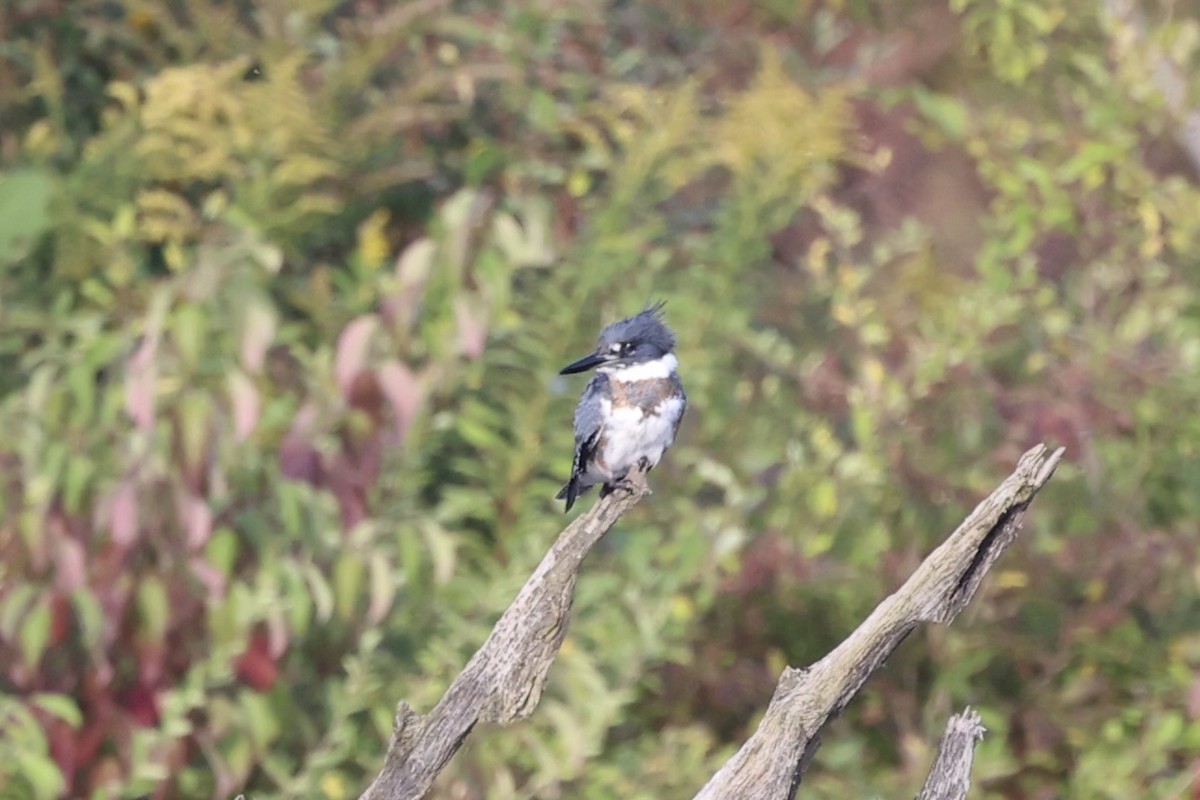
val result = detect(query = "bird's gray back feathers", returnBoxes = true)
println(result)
[573,373,611,443]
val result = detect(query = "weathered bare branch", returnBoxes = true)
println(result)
[916,707,986,800]
[693,443,1064,800]
[359,470,652,800]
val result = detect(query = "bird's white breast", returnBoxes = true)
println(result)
[594,394,684,481]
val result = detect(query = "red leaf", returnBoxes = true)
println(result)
[228,370,261,443]
[234,629,279,691]
[47,717,81,791]
[378,360,422,440]
[346,369,385,424]
[124,338,157,431]
[54,536,87,593]
[454,297,487,359]
[278,405,323,486]
[50,592,72,644]
[240,299,276,374]
[384,239,435,331]
[108,480,139,549]
[118,681,160,727]
[181,494,212,550]
[266,613,289,659]
[335,315,379,396]
[189,557,227,598]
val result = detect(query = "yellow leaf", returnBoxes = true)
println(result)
[994,570,1029,589]
[356,209,391,267]
[670,594,696,623]
[320,771,347,800]
[713,47,850,194]
[106,80,141,110]
[567,168,592,197]
[808,480,838,520]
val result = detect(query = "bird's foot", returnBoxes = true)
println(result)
[603,465,651,499]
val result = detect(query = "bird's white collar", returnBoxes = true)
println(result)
[600,353,678,382]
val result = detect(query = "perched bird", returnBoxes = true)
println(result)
[556,303,686,512]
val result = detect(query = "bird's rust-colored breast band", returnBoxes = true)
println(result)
[609,378,676,413]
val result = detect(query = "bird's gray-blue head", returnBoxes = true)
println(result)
[560,302,678,375]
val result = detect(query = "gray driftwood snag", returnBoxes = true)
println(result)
[916,707,986,800]
[693,443,1064,800]
[359,469,652,800]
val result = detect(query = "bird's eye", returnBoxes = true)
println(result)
[621,342,634,355]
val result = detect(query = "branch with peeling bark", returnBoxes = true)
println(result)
[693,444,1063,800]
[359,444,1062,800]
[359,469,652,800]
[917,708,986,800]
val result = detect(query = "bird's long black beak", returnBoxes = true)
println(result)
[559,351,610,375]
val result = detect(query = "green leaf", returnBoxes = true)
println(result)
[0,169,55,265]
[240,690,280,750]
[137,575,170,643]
[420,520,458,586]
[66,363,96,427]
[128,728,169,787]
[205,527,239,578]
[70,590,105,650]
[281,562,313,636]
[333,552,364,621]
[19,602,52,669]
[14,749,66,800]
[0,584,39,640]
[808,479,839,520]
[171,304,209,372]
[302,562,334,623]
[912,89,969,140]
[366,553,399,625]
[31,693,83,727]
[61,456,93,515]
[176,391,211,473]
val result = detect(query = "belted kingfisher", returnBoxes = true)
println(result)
[556,303,686,512]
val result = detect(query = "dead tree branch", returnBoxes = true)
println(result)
[693,443,1064,800]
[916,707,986,800]
[359,470,652,800]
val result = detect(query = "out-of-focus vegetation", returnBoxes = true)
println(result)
[1,1,1199,798]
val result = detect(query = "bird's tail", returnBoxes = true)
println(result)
[556,479,592,512]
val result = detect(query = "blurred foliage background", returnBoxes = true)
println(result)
[1,1,1199,798]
